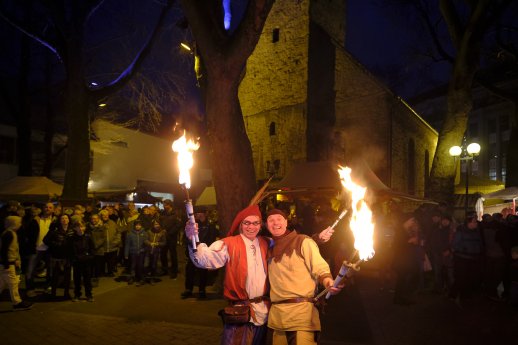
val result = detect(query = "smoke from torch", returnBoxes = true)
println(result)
[172,131,200,249]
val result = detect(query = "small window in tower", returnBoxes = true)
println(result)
[274,159,280,173]
[269,122,276,136]
[272,28,280,43]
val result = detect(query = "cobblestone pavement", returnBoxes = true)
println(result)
[1,268,226,345]
[2,267,518,345]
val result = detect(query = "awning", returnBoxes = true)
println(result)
[0,176,63,201]
[268,160,436,204]
[482,186,518,200]
[195,186,217,206]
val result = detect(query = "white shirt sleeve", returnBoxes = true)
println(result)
[188,240,229,269]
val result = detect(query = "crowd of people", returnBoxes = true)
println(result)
[3,195,518,344]
[0,198,187,308]
[386,203,518,309]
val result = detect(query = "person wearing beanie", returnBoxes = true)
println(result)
[265,209,341,344]
[185,204,270,345]
[0,216,33,310]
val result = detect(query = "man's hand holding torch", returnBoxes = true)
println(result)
[185,221,199,248]
[172,131,200,250]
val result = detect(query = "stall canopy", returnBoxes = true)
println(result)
[0,176,63,201]
[474,187,518,220]
[195,186,217,207]
[268,160,436,203]
[482,187,518,200]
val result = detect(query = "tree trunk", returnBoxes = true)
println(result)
[206,76,257,233]
[427,0,490,204]
[179,0,274,232]
[61,37,91,202]
[427,90,471,204]
[15,1,32,176]
[505,102,518,187]
[42,54,56,178]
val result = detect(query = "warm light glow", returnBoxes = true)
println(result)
[338,166,375,261]
[467,142,481,155]
[172,131,200,189]
[449,146,462,157]
[180,42,192,52]
[98,103,107,108]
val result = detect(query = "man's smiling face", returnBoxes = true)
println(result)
[240,215,262,240]
[267,214,287,237]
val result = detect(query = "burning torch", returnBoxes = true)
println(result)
[317,166,375,300]
[172,131,200,250]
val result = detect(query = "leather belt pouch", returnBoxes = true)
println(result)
[218,306,251,324]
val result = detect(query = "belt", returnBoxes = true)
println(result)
[272,297,316,304]
[230,296,270,305]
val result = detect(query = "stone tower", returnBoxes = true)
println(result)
[239,0,438,198]
[239,0,347,181]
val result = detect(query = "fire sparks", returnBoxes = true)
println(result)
[338,166,375,261]
[172,131,200,189]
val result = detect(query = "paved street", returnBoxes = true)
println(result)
[2,265,518,345]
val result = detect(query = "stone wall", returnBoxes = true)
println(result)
[310,0,347,46]
[334,51,392,182]
[239,0,310,116]
[390,101,438,197]
[244,104,307,180]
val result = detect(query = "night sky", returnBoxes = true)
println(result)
[1,0,517,136]
[346,0,453,100]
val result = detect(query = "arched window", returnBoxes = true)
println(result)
[269,122,276,136]
[408,139,416,194]
[424,150,430,193]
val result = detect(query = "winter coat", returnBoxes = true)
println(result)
[125,229,148,257]
[89,222,105,255]
[145,229,166,255]
[103,219,121,253]
[43,226,74,259]
[69,232,95,263]
[452,225,483,259]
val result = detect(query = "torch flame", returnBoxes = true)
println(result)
[338,166,375,261]
[172,131,200,189]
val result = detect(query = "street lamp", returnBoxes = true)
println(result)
[449,142,481,216]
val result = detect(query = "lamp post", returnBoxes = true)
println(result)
[449,142,481,216]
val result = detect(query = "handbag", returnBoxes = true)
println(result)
[218,305,251,324]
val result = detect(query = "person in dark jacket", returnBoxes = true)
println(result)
[449,212,483,303]
[392,212,421,305]
[125,220,148,286]
[43,214,74,299]
[145,219,167,282]
[69,219,95,302]
[18,207,41,295]
[181,208,218,299]
[160,199,183,278]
